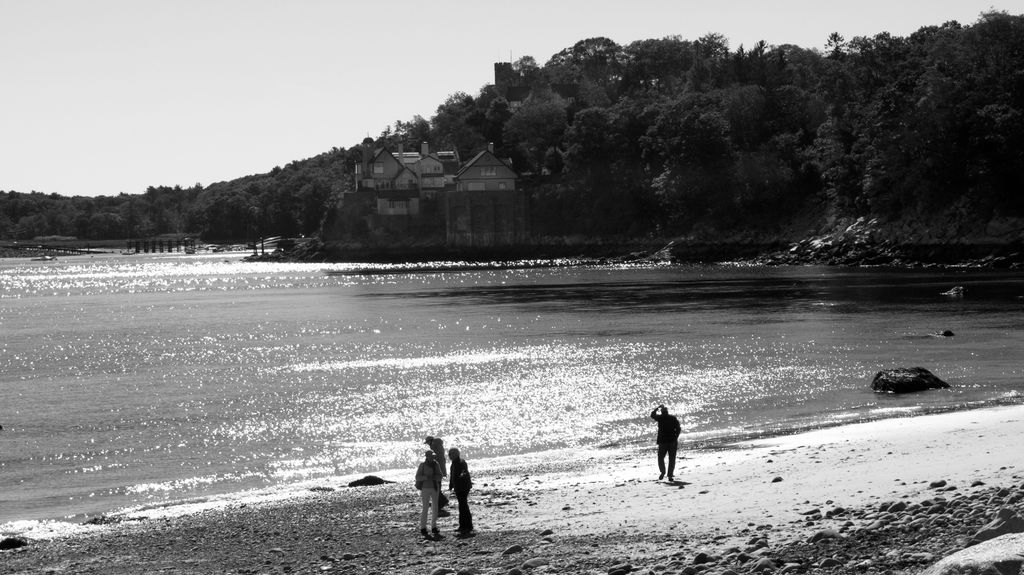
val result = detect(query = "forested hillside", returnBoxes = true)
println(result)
[3,11,1022,250]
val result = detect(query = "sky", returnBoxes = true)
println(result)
[0,0,1013,198]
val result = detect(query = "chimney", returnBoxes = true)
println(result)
[421,142,429,156]
[487,142,494,153]
[398,142,404,158]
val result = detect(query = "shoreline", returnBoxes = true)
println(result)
[6,397,1020,540]
[4,404,1024,574]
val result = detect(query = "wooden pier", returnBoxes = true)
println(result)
[125,238,197,254]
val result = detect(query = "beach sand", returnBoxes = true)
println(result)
[3,404,1024,574]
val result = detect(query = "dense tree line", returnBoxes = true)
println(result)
[353,11,1024,242]
[0,148,348,242]
[3,12,1022,244]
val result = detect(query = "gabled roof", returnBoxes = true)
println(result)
[393,165,418,181]
[370,148,397,164]
[456,149,516,178]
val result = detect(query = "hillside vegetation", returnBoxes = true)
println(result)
[3,12,1023,260]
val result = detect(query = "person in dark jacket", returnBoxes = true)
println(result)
[650,404,681,481]
[447,447,473,534]
[425,436,450,513]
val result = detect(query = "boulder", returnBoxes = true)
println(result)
[346,475,393,488]
[0,537,28,550]
[923,532,1024,575]
[971,508,1024,546]
[871,367,950,394]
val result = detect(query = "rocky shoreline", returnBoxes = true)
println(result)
[2,468,1022,575]
[252,217,1024,269]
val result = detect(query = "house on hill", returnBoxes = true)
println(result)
[351,142,458,230]
[348,141,526,247]
[445,144,528,247]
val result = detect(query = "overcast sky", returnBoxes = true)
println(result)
[0,0,1012,198]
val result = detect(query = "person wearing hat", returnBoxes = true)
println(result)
[424,436,447,475]
[415,449,444,537]
[424,436,450,513]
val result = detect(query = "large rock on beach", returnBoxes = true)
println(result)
[871,367,950,393]
[971,508,1024,545]
[923,532,1024,575]
[347,475,393,488]
[0,537,29,550]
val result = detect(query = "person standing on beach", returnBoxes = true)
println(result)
[650,404,681,481]
[415,450,444,537]
[447,447,474,535]
[424,436,450,513]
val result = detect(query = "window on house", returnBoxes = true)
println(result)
[499,182,507,190]
[481,166,497,176]
[373,163,384,174]
[468,182,485,191]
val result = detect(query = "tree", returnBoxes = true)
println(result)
[431,92,487,159]
[503,92,569,173]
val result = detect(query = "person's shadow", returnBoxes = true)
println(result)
[661,479,690,488]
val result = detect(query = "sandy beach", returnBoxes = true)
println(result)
[3,404,1024,575]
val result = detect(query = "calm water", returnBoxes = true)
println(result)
[2,253,1023,533]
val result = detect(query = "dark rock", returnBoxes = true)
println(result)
[888,501,908,513]
[609,563,635,575]
[940,286,965,297]
[871,367,951,393]
[0,537,28,550]
[971,508,1024,545]
[347,475,393,488]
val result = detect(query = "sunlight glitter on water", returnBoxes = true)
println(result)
[4,259,1023,532]
[280,350,534,372]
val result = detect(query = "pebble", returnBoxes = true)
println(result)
[808,529,842,543]
[608,562,634,575]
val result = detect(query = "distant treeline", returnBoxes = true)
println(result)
[3,11,1022,244]
[0,150,346,242]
